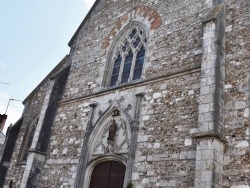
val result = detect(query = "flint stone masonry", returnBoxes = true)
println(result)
[1,0,249,188]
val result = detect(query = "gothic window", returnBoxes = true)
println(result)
[108,26,147,87]
[18,118,38,162]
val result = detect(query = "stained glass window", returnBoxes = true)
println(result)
[108,26,147,87]
[110,55,122,87]
[121,50,133,83]
[129,29,137,39]
[133,47,145,80]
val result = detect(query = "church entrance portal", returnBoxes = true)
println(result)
[89,161,126,188]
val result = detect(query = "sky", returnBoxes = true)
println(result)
[0,0,95,133]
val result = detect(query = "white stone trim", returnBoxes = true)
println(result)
[31,79,55,149]
[20,79,55,188]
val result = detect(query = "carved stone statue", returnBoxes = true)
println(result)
[107,119,117,141]
[104,119,118,154]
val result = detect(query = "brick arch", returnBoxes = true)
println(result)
[102,5,162,49]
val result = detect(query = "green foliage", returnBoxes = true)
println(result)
[126,182,134,188]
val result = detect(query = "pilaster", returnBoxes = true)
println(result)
[20,65,71,188]
[194,2,226,188]
[20,79,55,188]
[20,152,46,188]
[123,92,144,188]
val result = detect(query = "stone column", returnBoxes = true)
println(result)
[20,65,71,188]
[74,102,97,188]
[123,92,144,188]
[194,3,226,188]
[20,79,55,188]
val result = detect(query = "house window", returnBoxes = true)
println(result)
[108,26,147,87]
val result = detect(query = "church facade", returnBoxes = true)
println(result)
[0,0,249,187]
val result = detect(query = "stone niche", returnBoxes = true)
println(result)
[90,106,132,161]
[93,117,130,157]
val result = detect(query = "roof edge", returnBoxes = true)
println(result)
[68,0,100,47]
[23,55,69,104]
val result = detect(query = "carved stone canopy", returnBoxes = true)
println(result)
[93,117,130,156]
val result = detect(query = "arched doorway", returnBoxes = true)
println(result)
[89,161,126,188]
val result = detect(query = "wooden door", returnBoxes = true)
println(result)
[89,161,126,188]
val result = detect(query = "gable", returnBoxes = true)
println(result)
[68,0,100,47]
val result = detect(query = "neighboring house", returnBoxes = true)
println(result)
[0,0,249,188]
[0,131,5,159]
[0,114,7,161]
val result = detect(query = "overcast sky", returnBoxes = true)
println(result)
[0,0,95,133]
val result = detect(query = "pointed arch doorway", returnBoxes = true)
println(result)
[89,161,126,188]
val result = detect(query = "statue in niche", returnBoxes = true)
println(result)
[105,119,117,154]
[108,119,117,141]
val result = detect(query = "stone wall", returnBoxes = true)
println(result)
[62,0,211,101]
[223,0,250,187]
[38,70,200,187]
[55,1,207,187]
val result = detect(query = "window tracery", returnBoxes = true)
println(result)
[108,26,147,87]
